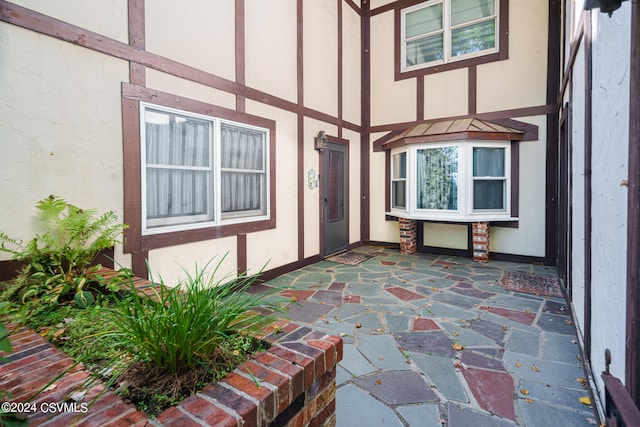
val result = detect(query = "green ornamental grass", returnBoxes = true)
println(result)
[108,257,283,377]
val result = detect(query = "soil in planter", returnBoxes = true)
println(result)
[26,301,269,417]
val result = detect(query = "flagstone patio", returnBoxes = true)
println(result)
[261,245,600,427]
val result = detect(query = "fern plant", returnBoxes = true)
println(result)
[0,195,128,310]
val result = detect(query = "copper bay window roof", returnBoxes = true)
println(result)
[382,118,525,150]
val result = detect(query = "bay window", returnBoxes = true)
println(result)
[141,103,269,235]
[390,140,512,221]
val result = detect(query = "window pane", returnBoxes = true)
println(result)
[146,169,210,219]
[417,147,458,210]
[473,147,505,177]
[473,180,504,210]
[406,4,443,38]
[451,19,496,57]
[392,152,406,179]
[221,172,264,217]
[327,150,345,221]
[392,181,406,209]
[221,124,265,171]
[145,109,210,167]
[451,0,495,26]
[406,34,444,66]
[220,123,267,219]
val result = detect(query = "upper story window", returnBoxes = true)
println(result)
[141,103,269,235]
[400,0,500,73]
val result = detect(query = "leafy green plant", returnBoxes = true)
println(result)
[0,195,128,310]
[108,257,282,377]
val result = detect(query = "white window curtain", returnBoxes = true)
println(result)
[220,124,266,219]
[145,110,212,224]
[417,147,458,210]
[473,147,505,210]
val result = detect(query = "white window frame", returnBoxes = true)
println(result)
[391,151,408,211]
[401,0,499,72]
[389,140,512,222]
[140,103,270,235]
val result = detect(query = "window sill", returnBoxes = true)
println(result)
[386,211,518,224]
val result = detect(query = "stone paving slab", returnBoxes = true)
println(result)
[353,370,438,404]
[263,246,600,427]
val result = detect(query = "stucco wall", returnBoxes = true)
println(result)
[476,0,549,112]
[0,23,129,267]
[491,117,547,258]
[11,0,128,43]
[588,5,631,400]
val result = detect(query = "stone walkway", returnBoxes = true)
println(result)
[262,246,600,427]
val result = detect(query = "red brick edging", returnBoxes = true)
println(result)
[0,272,342,426]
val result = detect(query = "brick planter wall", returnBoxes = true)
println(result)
[0,272,342,427]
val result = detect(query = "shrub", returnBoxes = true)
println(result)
[0,195,128,311]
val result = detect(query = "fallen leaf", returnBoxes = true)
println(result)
[520,389,529,395]
[515,362,523,368]
[564,319,573,325]
[290,296,298,302]
[452,332,459,337]
[502,326,508,331]
[454,363,462,369]
[525,398,534,404]
[451,343,464,351]
[375,379,382,385]
[356,323,362,328]
[577,377,587,385]
[531,364,540,372]
[579,396,592,406]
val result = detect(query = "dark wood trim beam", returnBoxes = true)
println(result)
[127,0,145,86]
[626,0,640,405]
[131,250,149,279]
[122,97,142,254]
[559,15,586,106]
[416,75,424,121]
[468,65,477,115]
[545,0,561,266]
[344,0,361,15]
[583,10,593,359]
[237,233,247,275]
[235,0,246,112]
[297,0,305,261]
[360,1,371,242]
[338,0,343,139]
[0,1,360,133]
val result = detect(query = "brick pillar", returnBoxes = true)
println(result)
[399,218,417,254]
[472,221,490,262]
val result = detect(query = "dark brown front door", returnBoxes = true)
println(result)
[321,141,348,256]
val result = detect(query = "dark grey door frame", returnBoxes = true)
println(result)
[316,133,349,257]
